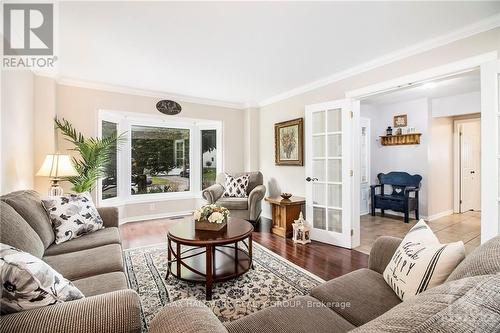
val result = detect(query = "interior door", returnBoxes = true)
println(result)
[360,118,370,215]
[305,100,352,248]
[460,120,481,212]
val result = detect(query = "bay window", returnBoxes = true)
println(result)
[98,110,222,204]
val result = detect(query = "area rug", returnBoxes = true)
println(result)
[124,242,324,332]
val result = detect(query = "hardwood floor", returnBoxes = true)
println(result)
[355,211,481,255]
[120,216,368,281]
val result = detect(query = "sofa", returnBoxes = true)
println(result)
[148,235,500,333]
[202,172,266,223]
[0,190,141,333]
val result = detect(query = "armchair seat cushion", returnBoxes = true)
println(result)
[44,227,121,256]
[310,268,401,326]
[217,198,248,210]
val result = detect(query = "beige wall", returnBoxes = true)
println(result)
[259,28,500,218]
[1,71,35,194]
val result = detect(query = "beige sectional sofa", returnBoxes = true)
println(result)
[149,235,500,333]
[0,190,141,333]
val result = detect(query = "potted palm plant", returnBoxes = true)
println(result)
[55,118,125,193]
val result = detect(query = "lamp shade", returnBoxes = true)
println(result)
[36,154,79,178]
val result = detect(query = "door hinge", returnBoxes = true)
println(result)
[349,170,353,177]
[460,199,463,204]
[351,229,354,236]
[350,111,354,119]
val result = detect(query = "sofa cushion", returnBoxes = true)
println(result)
[1,190,55,248]
[72,272,128,297]
[44,227,121,256]
[225,295,355,333]
[0,202,45,258]
[383,220,465,301]
[218,198,248,210]
[310,268,401,327]
[447,235,500,281]
[0,244,84,314]
[223,174,250,198]
[41,193,104,244]
[351,274,500,333]
[43,244,123,280]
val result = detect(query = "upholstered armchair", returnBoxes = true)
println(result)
[202,172,266,223]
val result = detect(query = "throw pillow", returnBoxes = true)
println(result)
[41,192,104,244]
[223,174,250,198]
[0,243,84,314]
[383,220,465,301]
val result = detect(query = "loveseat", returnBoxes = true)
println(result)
[0,190,141,333]
[148,235,500,333]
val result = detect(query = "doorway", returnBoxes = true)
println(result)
[455,118,481,213]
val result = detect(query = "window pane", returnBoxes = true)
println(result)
[131,125,190,195]
[201,129,217,189]
[102,121,118,200]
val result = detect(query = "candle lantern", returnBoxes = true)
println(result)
[292,212,311,245]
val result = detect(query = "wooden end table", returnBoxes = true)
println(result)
[265,196,305,238]
[166,217,254,300]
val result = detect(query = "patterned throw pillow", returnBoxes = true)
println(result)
[223,174,250,198]
[0,244,84,314]
[42,193,104,244]
[383,220,465,301]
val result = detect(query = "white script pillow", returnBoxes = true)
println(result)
[42,192,104,244]
[383,220,465,301]
[0,244,84,314]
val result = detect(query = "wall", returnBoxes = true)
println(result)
[431,91,480,117]
[361,98,430,217]
[1,71,35,194]
[259,27,499,219]
[55,83,246,221]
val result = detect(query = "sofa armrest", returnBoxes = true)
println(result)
[202,184,224,204]
[0,290,141,333]
[97,207,119,228]
[368,236,402,274]
[248,184,266,221]
[149,300,228,333]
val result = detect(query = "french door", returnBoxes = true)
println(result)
[305,99,352,248]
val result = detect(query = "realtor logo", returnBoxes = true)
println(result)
[4,3,53,55]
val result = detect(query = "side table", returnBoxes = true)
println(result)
[264,196,305,238]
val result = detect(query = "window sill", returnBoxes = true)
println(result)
[98,191,204,207]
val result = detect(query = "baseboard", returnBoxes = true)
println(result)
[426,210,454,222]
[119,210,193,224]
[371,210,428,221]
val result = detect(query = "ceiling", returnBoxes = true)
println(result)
[58,2,500,107]
[363,70,481,105]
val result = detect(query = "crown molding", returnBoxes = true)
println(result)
[258,13,500,107]
[56,77,246,110]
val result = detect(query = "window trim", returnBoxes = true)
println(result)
[97,110,223,206]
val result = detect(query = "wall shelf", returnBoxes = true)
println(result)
[380,133,421,146]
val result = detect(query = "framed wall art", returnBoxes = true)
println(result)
[274,118,304,166]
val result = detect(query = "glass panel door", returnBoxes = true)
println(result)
[306,100,352,248]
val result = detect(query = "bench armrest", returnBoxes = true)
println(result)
[368,236,402,274]
[404,186,419,193]
[149,300,228,333]
[369,184,382,189]
[97,206,119,228]
[0,290,141,333]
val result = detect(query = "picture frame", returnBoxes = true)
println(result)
[394,114,407,128]
[275,118,304,166]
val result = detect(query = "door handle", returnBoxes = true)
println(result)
[306,177,319,182]
[470,171,475,174]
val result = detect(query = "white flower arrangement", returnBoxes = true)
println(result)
[193,204,230,224]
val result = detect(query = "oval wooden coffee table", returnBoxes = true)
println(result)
[166,217,254,300]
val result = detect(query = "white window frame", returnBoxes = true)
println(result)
[97,110,223,206]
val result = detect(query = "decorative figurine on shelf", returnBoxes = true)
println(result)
[292,212,311,245]
[386,126,393,136]
[396,127,402,135]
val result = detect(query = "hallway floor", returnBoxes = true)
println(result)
[355,211,480,255]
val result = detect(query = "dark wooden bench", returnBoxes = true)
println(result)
[370,171,422,223]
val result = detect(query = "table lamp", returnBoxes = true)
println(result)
[36,154,79,196]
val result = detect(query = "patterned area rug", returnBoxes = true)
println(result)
[124,242,324,332]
